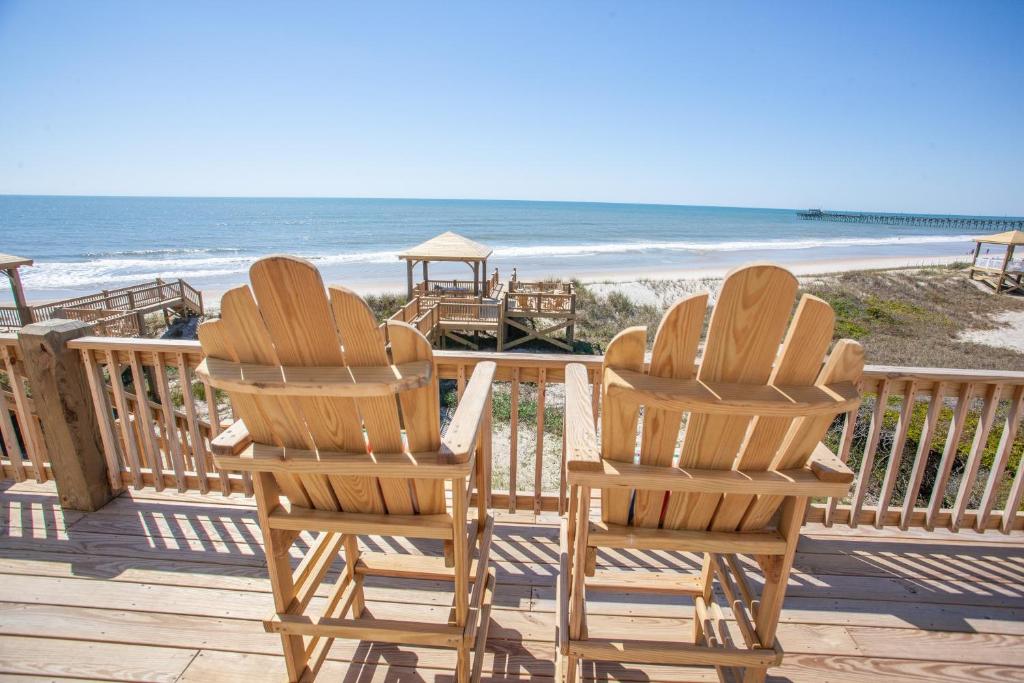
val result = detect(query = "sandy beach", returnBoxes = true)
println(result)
[196,252,967,310]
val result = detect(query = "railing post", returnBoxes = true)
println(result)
[17,319,115,511]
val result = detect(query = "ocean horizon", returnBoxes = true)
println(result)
[0,194,1000,303]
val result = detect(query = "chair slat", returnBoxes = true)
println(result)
[330,286,413,514]
[633,294,707,528]
[599,327,647,525]
[249,257,385,513]
[713,295,834,531]
[664,265,798,531]
[387,322,445,514]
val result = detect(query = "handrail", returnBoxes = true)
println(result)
[1,278,204,330]
[4,332,1023,533]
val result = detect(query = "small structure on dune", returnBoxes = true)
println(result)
[969,230,1024,295]
[392,231,577,351]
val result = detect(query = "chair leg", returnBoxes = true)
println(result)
[253,473,308,681]
[456,644,470,683]
[742,666,768,683]
[343,534,364,617]
[693,552,714,644]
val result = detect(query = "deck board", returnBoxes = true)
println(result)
[1,481,1023,682]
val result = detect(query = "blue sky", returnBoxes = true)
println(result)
[0,1,1021,214]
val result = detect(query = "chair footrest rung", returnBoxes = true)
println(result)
[587,521,788,555]
[269,507,454,540]
[266,614,465,648]
[586,570,704,595]
[567,637,782,667]
[356,552,481,582]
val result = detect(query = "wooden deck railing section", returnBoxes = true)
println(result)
[0,335,49,482]
[3,332,1023,533]
[413,268,500,298]
[0,278,204,332]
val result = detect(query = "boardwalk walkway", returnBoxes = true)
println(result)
[1,480,1022,681]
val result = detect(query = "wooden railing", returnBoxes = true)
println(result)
[0,278,204,331]
[4,332,1023,534]
[413,269,500,298]
[0,308,21,329]
[505,290,576,315]
[436,300,502,323]
[0,335,49,482]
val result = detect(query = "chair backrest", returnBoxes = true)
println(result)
[599,263,864,532]
[198,255,444,515]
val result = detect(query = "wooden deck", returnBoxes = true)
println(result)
[1,480,1023,682]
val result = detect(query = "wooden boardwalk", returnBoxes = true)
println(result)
[1,480,1023,682]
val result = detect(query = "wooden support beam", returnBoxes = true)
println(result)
[17,319,115,511]
[6,267,33,326]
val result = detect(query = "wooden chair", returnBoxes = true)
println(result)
[197,255,496,682]
[557,263,863,683]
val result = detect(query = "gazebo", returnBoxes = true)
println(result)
[1,253,34,326]
[968,230,1024,295]
[398,231,493,301]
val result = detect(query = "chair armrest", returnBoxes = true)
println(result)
[807,441,855,484]
[211,420,252,456]
[440,361,497,464]
[565,363,601,478]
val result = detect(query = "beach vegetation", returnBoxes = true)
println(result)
[572,280,664,351]
[364,291,406,322]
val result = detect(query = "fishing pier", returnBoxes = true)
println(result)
[798,209,1024,230]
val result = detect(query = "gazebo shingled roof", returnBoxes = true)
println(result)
[973,230,1024,246]
[399,231,493,262]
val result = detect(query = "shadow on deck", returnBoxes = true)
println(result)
[1,480,1023,682]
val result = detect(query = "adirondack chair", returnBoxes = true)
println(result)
[557,263,863,683]
[197,255,496,682]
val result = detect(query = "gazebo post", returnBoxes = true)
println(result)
[482,258,488,296]
[422,260,429,287]
[998,244,1015,295]
[969,242,982,281]
[406,260,415,301]
[472,261,480,297]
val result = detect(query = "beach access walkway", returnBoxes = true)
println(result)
[0,278,204,334]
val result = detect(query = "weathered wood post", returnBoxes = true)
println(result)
[18,319,115,511]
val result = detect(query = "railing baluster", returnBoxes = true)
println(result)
[105,349,144,489]
[0,378,26,482]
[926,383,975,531]
[951,383,1002,531]
[80,348,125,490]
[152,352,188,491]
[900,382,947,530]
[1,346,46,481]
[977,384,1024,531]
[175,352,210,494]
[457,364,466,399]
[203,377,232,495]
[534,368,546,515]
[508,369,520,513]
[849,380,890,528]
[823,408,858,528]
[128,349,164,491]
[875,381,919,528]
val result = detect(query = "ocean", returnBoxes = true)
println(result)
[0,195,987,303]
